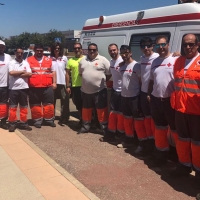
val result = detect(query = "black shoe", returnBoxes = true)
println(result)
[23,125,32,131]
[149,157,168,168]
[50,122,56,127]
[169,164,191,178]
[9,125,16,132]
[1,120,8,130]
[35,124,41,128]
[99,135,117,143]
[77,128,88,134]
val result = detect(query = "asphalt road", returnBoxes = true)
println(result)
[18,99,198,200]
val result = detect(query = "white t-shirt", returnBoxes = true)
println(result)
[110,56,123,92]
[150,55,178,98]
[120,60,141,97]
[140,53,159,93]
[0,53,12,87]
[8,59,32,90]
[51,56,68,85]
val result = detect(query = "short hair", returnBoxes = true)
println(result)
[34,44,44,50]
[120,45,131,52]
[88,43,98,50]
[74,42,82,49]
[15,47,23,52]
[50,42,63,57]
[182,34,199,44]
[155,35,169,44]
[140,37,153,46]
[108,43,118,49]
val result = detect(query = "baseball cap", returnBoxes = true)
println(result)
[0,40,5,45]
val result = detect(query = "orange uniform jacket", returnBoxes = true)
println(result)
[27,56,53,87]
[171,55,200,115]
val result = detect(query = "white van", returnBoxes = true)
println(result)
[80,3,200,61]
[23,50,51,60]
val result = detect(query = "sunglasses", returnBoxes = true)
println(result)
[182,43,196,48]
[140,45,152,49]
[74,47,81,50]
[88,49,97,52]
[155,43,168,48]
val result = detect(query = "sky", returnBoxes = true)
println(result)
[0,0,178,38]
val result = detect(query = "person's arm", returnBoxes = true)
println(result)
[66,69,71,94]
[20,72,32,77]
[52,71,57,89]
[104,57,112,81]
[9,71,25,76]
[147,80,154,102]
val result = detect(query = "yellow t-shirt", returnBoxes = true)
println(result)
[66,56,83,87]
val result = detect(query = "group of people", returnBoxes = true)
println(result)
[76,34,200,192]
[0,32,200,194]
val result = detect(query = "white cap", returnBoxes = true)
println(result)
[0,40,5,45]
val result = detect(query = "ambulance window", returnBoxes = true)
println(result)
[181,34,200,56]
[129,33,170,62]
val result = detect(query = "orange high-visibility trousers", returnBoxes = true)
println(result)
[8,107,17,122]
[134,119,147,141]
[117,113,124,133]
[154,126,169,151]
[31,105,43,120]
[0,103,8,119]
[43,104,54,120]
[124,116,134,137]
[108,111,117,132]
[144,117,154,139]
[191,142,200,171]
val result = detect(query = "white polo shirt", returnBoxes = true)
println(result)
[79,54,111,94]
[110,56,123,92]
[0,53,12,87]
[140,53,159,93]
[8,59,32,90]
[120,60,141,97]
[150,55,178,98]
[51,56,68,85]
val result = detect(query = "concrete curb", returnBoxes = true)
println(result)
[15,129,100,200]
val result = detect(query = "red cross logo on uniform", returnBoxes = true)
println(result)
[129,69,132,73]
[24,66,26,70]
[167,63,172,67]
[116,67,119,70]
[95,63,98,66]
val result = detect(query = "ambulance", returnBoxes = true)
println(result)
[80,3,200,61]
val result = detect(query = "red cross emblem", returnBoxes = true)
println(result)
[95,63,98,66]
[129,69,132,73]
[24,67,26,70]
[167,63,172,67]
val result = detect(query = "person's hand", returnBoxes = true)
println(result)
[66,87,71,95]
[147,95,151,102]
[52,83,57,90]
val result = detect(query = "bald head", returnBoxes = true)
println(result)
[182,34,199,59]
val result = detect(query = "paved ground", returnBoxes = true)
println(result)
[17,100,199,200]
[0,128,97,200]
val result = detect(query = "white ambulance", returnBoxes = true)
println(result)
[80,3,200,61]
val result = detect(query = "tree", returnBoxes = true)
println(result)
[43,29,66,48]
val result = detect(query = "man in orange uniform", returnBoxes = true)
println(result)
[27,44,57,128]
[170,34,200,188]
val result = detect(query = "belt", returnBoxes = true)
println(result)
[153,96,170,101]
